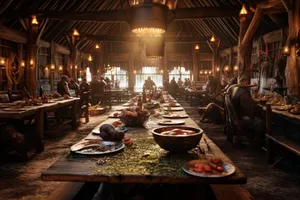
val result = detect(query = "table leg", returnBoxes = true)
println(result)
[72,100,79,129]
[35,108,44,153]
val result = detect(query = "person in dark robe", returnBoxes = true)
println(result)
[227,76,263,145]
[57,75,71,96]
[90,76,100,105]
[169,77,178,97]
[163,78,169,92]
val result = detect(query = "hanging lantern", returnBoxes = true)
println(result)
[216,67,220,72]
[88,55,92,61]
[31,15,39,25]
[200,71,203,74]
[224,66,230,71]
[21,61,25,67]
[194,44,200,52]
[50,64,55,70]
[210,36,216,43]
[283,46,290,56]
[239,4,248,21]
[30,59,34,65]
[0,58,5,65]
[234,65,239,71]
[59,65,63,71]
[95,44,100,49]
[73,29,80,37]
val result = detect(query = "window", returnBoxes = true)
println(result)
[104,67,128,88]
[169,67,190,82]
[135,66,163,92]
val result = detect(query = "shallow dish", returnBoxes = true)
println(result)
[71,140,124,155]
[152,126,203,152]
[182,159,235,178]
[157,120,185,125]
[162,114,189,119]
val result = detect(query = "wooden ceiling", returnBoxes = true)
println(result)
[0,0,287,53]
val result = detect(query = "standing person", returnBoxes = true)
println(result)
[178,78,183,87]
[169,77,178,97]
[143,76,156,91]
[105,77,111,90]
[57,75,71,96]
[90,75,100,105]
[163,78,169,92]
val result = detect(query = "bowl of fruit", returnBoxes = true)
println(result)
[120,108,150,127]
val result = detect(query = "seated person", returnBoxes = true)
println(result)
[80,78,91,98]
[227,76,263,144]
[57,75,71,96]
[199,78,237,124]
[68,77,80,97]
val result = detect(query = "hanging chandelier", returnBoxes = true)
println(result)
[130,0,168,37]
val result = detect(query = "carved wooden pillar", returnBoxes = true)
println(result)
[238,7,262,82]
[192,49,198,81]
[237,11,252,82]
[94,49,103,77]
[285,0,300,95]
[25,21,39,97]
[163,44,168,82]
[24,17,48,97]
[211,39,220,76]
[129,50,135,93]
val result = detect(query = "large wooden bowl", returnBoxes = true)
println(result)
[151,126,203,152]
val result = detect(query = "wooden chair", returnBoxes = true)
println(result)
[79,91,90,123]
[265,104,300,165]
[224,92,244,147]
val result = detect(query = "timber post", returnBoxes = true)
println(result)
[284,0,300,95]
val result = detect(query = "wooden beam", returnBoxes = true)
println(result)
[0,0,14,15]
[0,24,70,54]
[241,8,263,48]
[280,0,292,11]
[85,34,209,43]
[172,6,241,20]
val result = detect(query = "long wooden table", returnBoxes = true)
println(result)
[0,98,79,152]
[42,96,246,185]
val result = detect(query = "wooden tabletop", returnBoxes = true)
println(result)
[0,98,79,119]
[42,98,247,184]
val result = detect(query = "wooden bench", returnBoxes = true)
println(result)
[210,184,253,200]
[47,182,84,200]
[265,104,300,164]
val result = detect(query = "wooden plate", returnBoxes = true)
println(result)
[158,120,185,125]
[71,140,124,155]
[182,159,235,178]
[163,114,189,119]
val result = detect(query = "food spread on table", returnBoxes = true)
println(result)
[160,128,197,136]
[183,158,236,178]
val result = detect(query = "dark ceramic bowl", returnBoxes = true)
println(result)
[151,126,203,152]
